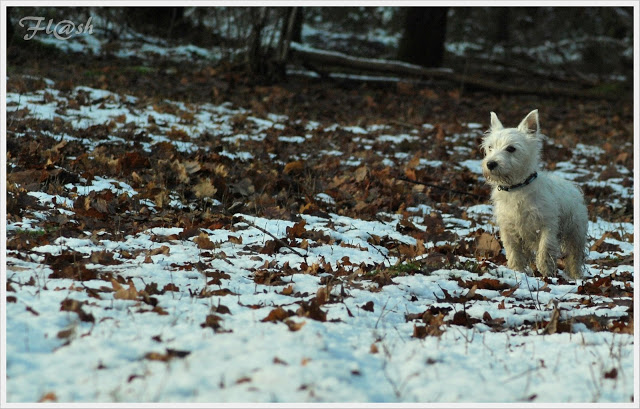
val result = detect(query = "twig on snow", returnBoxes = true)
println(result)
[523,273,541,311]
[236,216,307,261]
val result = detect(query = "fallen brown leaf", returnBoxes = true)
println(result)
[285,319,306,331]
[476,233,501,257]
[261,307,290,322]
[194,232,216,250]
[113,279,139,300]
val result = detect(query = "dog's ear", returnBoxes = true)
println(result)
[490,112,503,130]
[517,109,539,135]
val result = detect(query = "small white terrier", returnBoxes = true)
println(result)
[481,109,588,279]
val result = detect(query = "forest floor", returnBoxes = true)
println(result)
[4,33,636,403]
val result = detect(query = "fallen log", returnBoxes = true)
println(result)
[288,43,617,100]
[290,42,454,78]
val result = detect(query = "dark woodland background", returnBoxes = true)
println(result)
[6,6,634,98]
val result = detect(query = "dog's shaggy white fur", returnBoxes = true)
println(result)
[481,109,588,279]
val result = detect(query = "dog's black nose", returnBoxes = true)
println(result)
[487,161,498,170]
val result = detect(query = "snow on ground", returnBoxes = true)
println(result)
[5,74,635,404]
[5,212,635,402]
[4,18,636,402]
[24,13,226,64]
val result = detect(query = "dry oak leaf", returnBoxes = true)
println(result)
[285,319,306,331]
[371,271,394,288]
[458,278,510,291]
[283,160,304,175]
[151,306,169,315]
[296,300,327,322]
[112,279,139,300]
[213,304,232,315]
[451,310,481,328]
[38,392,58,402]
[144,352,169,362]
[398,244,420,258]
[260,239,282,255]
[413,324,429,339]
[90,250,120,265]
[57,327,75,340]
[228,235,243,244]
[194,232,216,250]
[230,178,254,196]
[60,298,95,322]
[144,349,190,362]
[404,167,417,181]
[424,312,445,336]
[154,191,168,208]
[193,178,217,199]
[604,368,618,379]
[163,283,180,292]
[500,283,520,297]
[201,314,224,330]
[543,304,561,335]
[286,220,307,239]
[354,166,369,182]
[610,318,633,334]
[476,233,501,257]
[316,286,330,305]
[183,160,201,175]
[148,246,170,256]
[262,306,290,322]
[482,311,506,328]
[615,152,629,164]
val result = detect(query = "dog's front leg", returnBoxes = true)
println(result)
[502,231,529,272]
[536,228,560,277]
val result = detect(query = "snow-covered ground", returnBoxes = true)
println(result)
[5,79,636,403]
[3,12,637,405]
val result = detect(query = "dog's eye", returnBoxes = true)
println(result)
[506,146,516,153]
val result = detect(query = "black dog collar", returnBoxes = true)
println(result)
[497,172,538,192]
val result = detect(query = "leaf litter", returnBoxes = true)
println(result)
[4,50,635,403]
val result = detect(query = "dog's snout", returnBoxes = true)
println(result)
[487,160,498,171]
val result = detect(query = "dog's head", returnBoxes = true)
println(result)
[481,109,543,187]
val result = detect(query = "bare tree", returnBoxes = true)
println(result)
[247,7,269,74]
[247,7,304,79]
[397,7,448,68]
[278,7,300,62]
[125,7,185,38]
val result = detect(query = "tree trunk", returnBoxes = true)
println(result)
[126,7,184,38]
[292,8,304,42]
[247,7,269,75]
[492,8,510,45]
[280,7,303,44]
[397,7,448,68]
[7,7,14,44]
[278,7,300,62]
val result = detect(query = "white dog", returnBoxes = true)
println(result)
[481,109,588,279]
